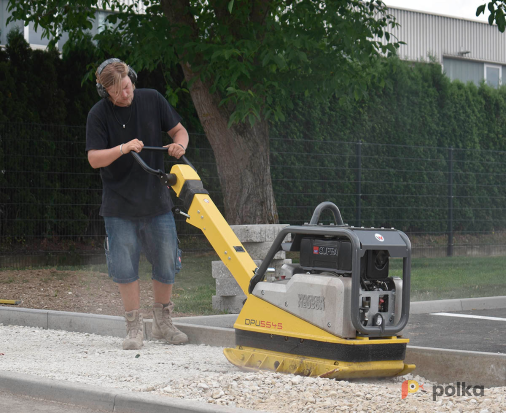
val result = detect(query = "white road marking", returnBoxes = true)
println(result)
[430,312,506,322]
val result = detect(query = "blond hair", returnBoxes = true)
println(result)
[96,62,133,99]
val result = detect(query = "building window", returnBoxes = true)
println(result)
[484,64,502,88]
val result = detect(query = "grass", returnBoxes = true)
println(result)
[53,252,223,316]
[168,252,222,315]
[7,253,506,315]
[389,255,506,301]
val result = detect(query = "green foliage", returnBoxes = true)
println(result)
[6,0,402,127]
[0,28,66,124]
[0,28,202,243]
[3,26,506,241]
[477,1,506,32]
[271,57,506,234]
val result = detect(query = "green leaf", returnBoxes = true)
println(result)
[228,0,234,14]
[476,4,486,16]
[489,12,496,25]
[496,8,506,32]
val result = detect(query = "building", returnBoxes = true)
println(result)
[387,5,506,88]
[0,0,144,51]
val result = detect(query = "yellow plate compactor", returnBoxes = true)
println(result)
[134,149,415,379]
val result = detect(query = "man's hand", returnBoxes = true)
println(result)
[124,139,144,154]
[165,143,186,159]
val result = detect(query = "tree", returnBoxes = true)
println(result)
[7,0,401,224]
[477,1,506,31]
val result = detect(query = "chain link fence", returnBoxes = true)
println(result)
[2,122,506,267]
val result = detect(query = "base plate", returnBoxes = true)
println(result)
[224,346,416,379]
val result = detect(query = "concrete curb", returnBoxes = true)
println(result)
[405,346,506,387]
[0,371,258,413]
[0,306,237,347]
[1,296,505,340]
[410,295,506,314]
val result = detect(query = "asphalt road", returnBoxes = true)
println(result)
[403,308,506,353]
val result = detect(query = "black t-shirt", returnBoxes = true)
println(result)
[86,89,182,218]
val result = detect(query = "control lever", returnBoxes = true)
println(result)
[172,207,190,219]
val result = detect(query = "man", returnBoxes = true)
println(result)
[85,58,189,350]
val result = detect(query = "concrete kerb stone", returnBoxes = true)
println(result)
[211,224,292,313]
[0,370,257,413]
[145,322,235,348]
[215,278,244,296]
[0,306,48,329]
[212,260,292,280]
[48,310,125,338]
[228,224,290,243]
[0,306,236,347]
[1,296,506,343]
[410,295,506,314]
[211,295,247,314]
[405,346,506,387]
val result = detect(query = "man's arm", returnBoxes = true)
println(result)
[165,123,189,159]
[88,139,144,169]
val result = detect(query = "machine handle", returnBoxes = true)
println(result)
[309,202,344,226]
[129,146,196,186]
[142,146,196,171]
[130,148,188,186]
[130,151,164,175]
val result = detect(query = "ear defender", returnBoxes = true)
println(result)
[95,58,138,98]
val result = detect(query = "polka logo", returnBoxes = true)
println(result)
[375,233,385,242]
[402,380,423,399]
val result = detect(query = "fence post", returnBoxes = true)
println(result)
[356,142,362,227]
[447,147,454,257]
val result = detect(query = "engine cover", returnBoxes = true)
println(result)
[252,272,403,339]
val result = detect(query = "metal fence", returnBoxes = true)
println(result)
[2,122,506,267]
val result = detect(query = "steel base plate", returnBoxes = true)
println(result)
[224,346,415,379]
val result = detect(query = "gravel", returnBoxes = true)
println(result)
[1,324,505,412]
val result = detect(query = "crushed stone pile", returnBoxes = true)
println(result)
[1,325,504,412]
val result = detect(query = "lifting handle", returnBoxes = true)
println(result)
[309,202,345,226]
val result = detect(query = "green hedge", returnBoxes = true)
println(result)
[2,28,506,242]
[270,58,506,232]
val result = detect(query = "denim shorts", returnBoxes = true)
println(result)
[103,212,181,284]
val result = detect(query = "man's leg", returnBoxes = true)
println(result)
[143,213,188,344]
[152,280,172,304]
[118,281,141,312]
[118,281,143,350]
[104,216,143,350]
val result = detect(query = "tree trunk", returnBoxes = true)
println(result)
[160,0,278,224]
[181,64,278,224]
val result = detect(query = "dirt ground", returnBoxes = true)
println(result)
[0,268,177,319]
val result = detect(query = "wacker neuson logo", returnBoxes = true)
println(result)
[402,380,485,401]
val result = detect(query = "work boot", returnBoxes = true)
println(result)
[123,309,144,350]
[152,302,188,344]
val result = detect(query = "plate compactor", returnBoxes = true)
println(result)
[134,148,415,379]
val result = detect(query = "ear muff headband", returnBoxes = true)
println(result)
[96,58,138,98]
